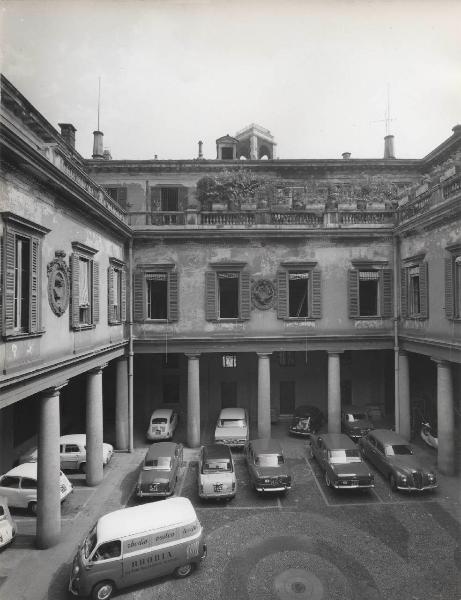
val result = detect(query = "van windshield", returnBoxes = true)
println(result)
[84,528,97,559]
[203,460,232,473]
[329,449,361,464]
[152,418,168,425]
[219,419,246,428]
[144,457,171,470]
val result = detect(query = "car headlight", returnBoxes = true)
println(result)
[398,474,407,483]
[72,564,80,576]
[428,473,435,481]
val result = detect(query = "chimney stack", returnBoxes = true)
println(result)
[92,130,104,159]
[59,123,76,149]
[103,148,112,160]
[342,152,351,160]
[198,140,203,159]
[384,134,395,159]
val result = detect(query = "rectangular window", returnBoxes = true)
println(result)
[218,272,239,318]
[401,259,428,319]
[108,260,126,325]
[289,272,309,317]
[78,257,91,324]
[221,147,234,160]
[358,271,379,316]
[71,242,99,329]
[14,236,30,331]
[408,266,420,316]
[104,187,127,210]
[278,351,295,367]
[222,354,237,368]
[161,188,179,212]
[147,273,168,319]
[113,269,121,321]
[456,257,461,318]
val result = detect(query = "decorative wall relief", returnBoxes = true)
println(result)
[251,278,276,310]
[47,250,70,316]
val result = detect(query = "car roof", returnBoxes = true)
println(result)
[145,442,178,459]
[250,438,283,454]
[150,409,174,418]
[367,429,409,445]
[316,433,357,450]
[202,444,232,460]
[294,405,321,416]
[60,434,87,444]
[218,407,246,419]
[96,497,197,543]
[341,406,367,414]
[3,462,38,478]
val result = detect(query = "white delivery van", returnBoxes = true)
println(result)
[69,497,206,599]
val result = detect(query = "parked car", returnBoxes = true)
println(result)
[308,433,374,490]
[20,434,113,473]
[146,408,179,441]
[214,407,249,448]
[136,442,183,498]
[341,406,374,441]
[198,444,236,500]
[358,429,438,492]
[245,438,292,493]
[288,405,324,437]
[0,496,17,548]
[0,463,73,514]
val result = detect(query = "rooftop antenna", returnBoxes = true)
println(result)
[97,76,101,131]
[372,83,396,135]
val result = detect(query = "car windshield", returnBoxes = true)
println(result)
[84,528,97,560]
[203,459,232,473]
[152,418,168,425]
[328,449,362,464]
[386,444,413,456]
[0,506,5,517]
[348,413,367,421]
[255,454,284,467]
[295,417,311,427]
[144,457,171,470]
[219,419,246,428]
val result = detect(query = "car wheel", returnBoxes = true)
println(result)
[91,581,115,600]
[389,474,397,492]
[80,462,87,474]
[174,563,194,578]
[324,472,332,488]
[28,501,38,515]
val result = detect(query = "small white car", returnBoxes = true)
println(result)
[146,408,179,441]
[0,496,17,548]
[0,463,73,514]
[20,434,113,472]
[214,407,249,448]
[198,444,236,500]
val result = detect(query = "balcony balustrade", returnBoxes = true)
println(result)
[398,173,460,223]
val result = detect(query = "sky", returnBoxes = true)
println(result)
[1,0,460,161]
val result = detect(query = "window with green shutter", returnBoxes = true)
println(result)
[277,262,321,320]
[108,258,126,324]
[70,242,99,330]
[400,255,428,319]
[133,264,178,322]
[1,213,49,339]
[205,262,250,321]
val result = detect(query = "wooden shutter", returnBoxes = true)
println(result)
[419,262,429,319]
[205,271,217,321]
[277,270,288,319]
[400,268,408,318]
[348,269,359,318]
[30,238,39,332]
[4,229,16,335]
[178,186,189,211]
[239,271,251,320]
[168,271,179,322]
[107,265,115,324]
[381,268,393,318]
[121,269,127,322]
[70,253,80,328]
[310,269,321,319]
[92,261,99,324]
[444,257,454,319]
[133,271,145,321]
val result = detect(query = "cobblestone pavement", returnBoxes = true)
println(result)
[0,423,460,600]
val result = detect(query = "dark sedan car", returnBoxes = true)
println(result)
[245,438,291,493]
[341,406,374,441]
[358,429,437,492]
[136,442,183,498]
[309,433,374,490]
[288,405,324,437]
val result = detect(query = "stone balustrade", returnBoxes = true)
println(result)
[398,173,460,223]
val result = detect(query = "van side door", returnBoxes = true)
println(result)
[89,540,123,589]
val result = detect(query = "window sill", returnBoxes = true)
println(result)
[404,315,428,321]
[3,330,45,341]
[284,317,318,321]
[354,315,382,320]
[72,324,96,331]
[108,321,124,326]
[144,319,169,323]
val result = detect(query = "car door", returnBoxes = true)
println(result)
[245,444,255,484]
[0,476,21,508]
[20,477,38,505]
[362,436,378,466]
[61,444,80,470]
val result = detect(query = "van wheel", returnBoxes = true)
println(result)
[80,463,87,474]
[28,501,37,515]
[174,563,194,578]
[92,581,115,600]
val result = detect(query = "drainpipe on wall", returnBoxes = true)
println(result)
[128,239,134,452]
[393,233,400,433]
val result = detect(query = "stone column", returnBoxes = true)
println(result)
[398,351,411,440]
[436,360,455,475]
[115,357,129,451]
[250,135,258,159]
[257,353,271,439]
[327,352,341,433]
[186,354,201,448]
[37,384,65,549]
[86,365,105,486]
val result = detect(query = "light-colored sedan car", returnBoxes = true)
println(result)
[198,444,236,500]
[0,463,73,514]
[20,434,113,473]
[146,409,179,441]
[0,496,17,548]
[214,407,249,448]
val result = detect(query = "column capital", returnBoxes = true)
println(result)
[327,350,344,356]
[257,352,272,358]
[41,382,67,398]
[432,358,452,368]
[88,364,107,375]
[185,353,201,360]
[115,355,128,363]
